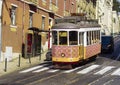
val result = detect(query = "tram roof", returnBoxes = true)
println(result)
[52,22,100,29]
[52,23,79,29]
[55,16,86,24]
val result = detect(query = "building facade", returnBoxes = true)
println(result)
[0,0,76,61]
[96,0,113,35]
[76,0,96,19]
[112,11,120,35]
[96,0,120,35]
[77,0,120,35]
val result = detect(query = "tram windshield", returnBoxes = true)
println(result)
[52,31,79,45]
[59,31,67,45]
[69,31,78,45]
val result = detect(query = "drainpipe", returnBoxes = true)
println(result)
[0,0,3,62]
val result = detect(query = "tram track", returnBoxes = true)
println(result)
[62,56,120,85]
[86,57,120,85]
[24,72,62,85]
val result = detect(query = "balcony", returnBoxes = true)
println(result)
[26,0,38,6]
[49,3,58,13]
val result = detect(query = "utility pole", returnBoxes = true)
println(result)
[0,0,3,62]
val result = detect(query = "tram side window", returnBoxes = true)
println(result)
[59,31,67,45]
[97,30,100,42]
[95,31,100,43]
[87,30,100,45]
[87,31,94,45]
[91,31,94,44]
[87,31,91,45]
[87,31,95,45]
[92,31,96,43]
[69,31,78,45]
[94,31,97,43]
[79,32,84,45]
[52,31,58,45]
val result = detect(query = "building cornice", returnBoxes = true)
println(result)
[20,0,63,18]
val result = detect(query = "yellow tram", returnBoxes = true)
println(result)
[51,15,101,68]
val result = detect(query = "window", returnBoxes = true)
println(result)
[94,31,100,43]
[49,18,52,28]
[90,31,93,44]
[87,31,100,45]
[77,5,80,13]
[59,31,67,45]
[97,30,100,42]
[52,31,57,45]
[56,0,58,7]
[50,0,52,5]
[87,32,91,45]
[49,0,52,10]
[113,18,116,23]
[94,31,97,43]
[79,32,84,45]
[11,6,17,26]
[64,0,66,16]
[42,16,45,30]
[92,31,94,44]
[71,2,74,13]
[69,31,78,45]
[29,12,33,27]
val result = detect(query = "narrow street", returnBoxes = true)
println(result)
[0,36,120,85]
[0,0,120,85]
[0,56,120,85]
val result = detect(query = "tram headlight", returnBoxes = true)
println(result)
[61,53,65,57]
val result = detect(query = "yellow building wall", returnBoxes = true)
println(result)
[1,0,77,59]
[2,1,22,53]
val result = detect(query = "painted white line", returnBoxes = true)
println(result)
[63,67,82,73]
[47,69,59,73]
[33,67,49,73]
[19,64,47,73]
[33,66,53,73]
[77,65,100,74]
[94,66,114,75]
[111,68,120,76]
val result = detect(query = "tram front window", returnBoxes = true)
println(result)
[59,31,67,45]
[52,31,57,45]
[69,31,78,45]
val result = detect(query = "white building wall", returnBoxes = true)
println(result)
[96,0,113,35]
[112,11,120,35]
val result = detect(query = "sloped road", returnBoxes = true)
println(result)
[0,56,120,85]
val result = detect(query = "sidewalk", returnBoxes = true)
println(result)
[0,52,47,77]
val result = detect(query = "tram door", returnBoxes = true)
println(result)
[79,32,84,59]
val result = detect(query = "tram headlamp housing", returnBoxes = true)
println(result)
[61,53,65,57]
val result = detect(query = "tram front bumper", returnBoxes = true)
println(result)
[52,57,80,63]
